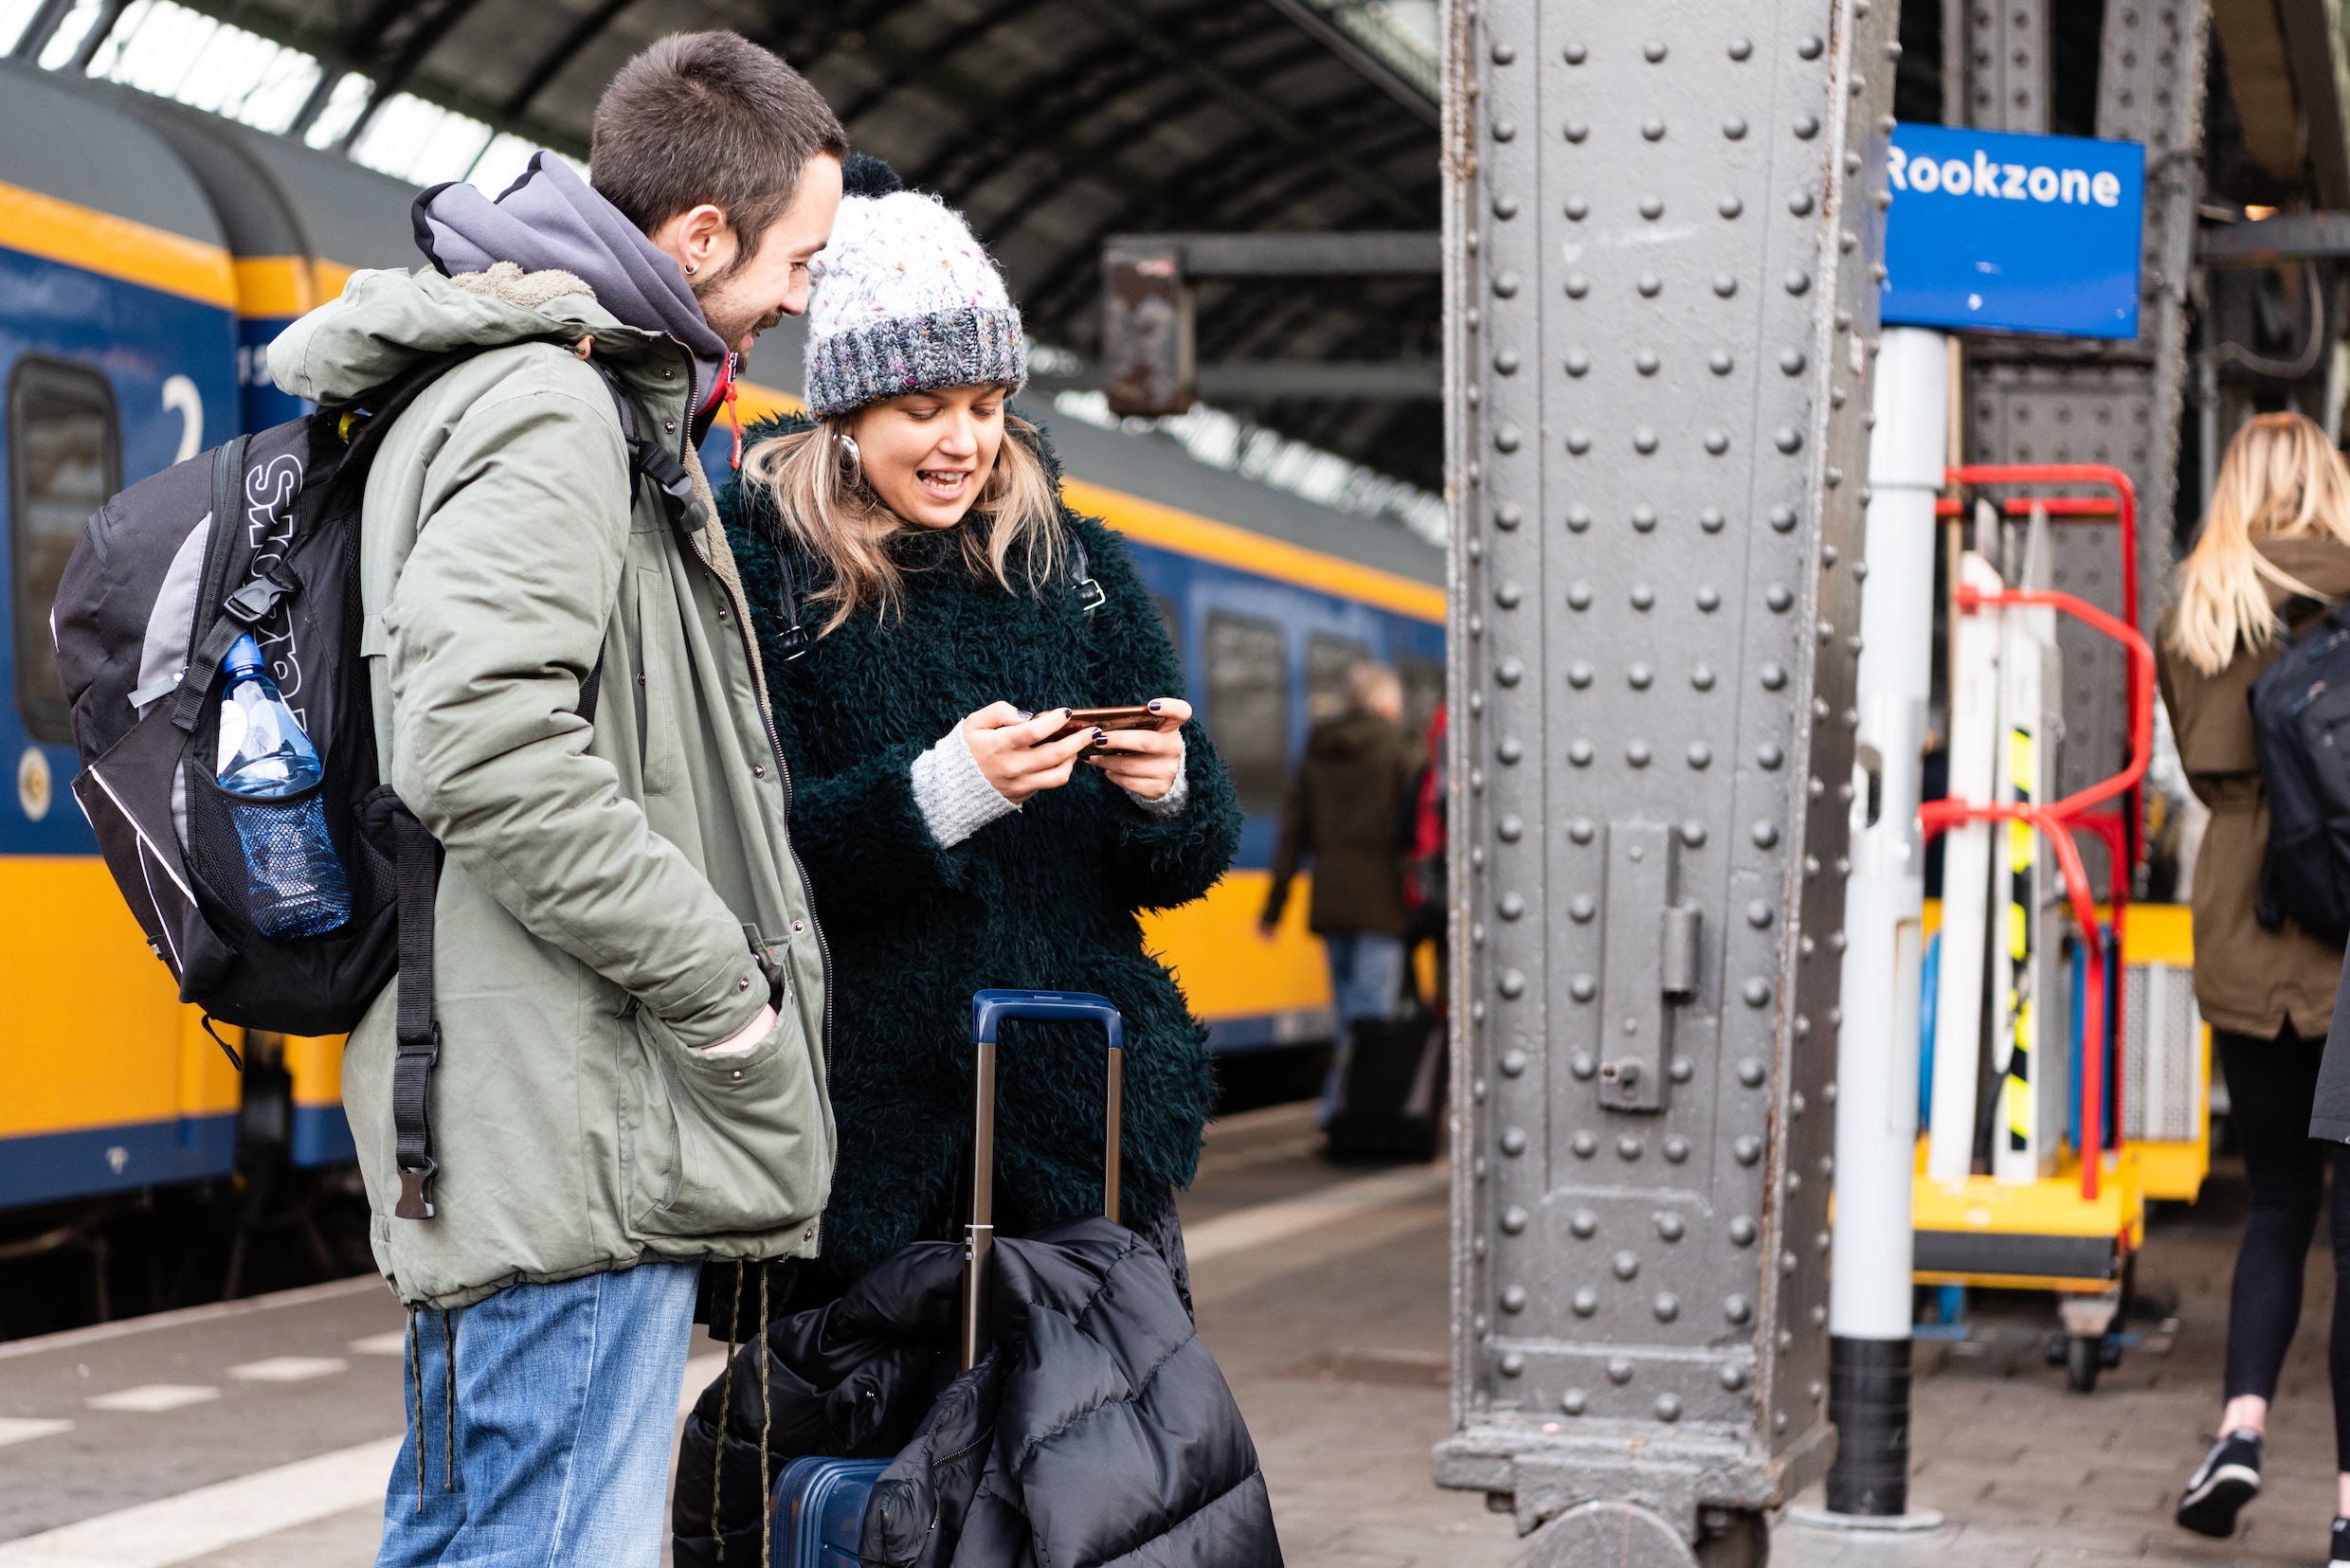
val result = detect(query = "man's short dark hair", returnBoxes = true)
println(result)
[592,32,846,265]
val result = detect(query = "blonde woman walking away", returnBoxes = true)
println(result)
[2161,412,2350,1558]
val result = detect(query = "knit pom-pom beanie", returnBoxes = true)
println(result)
[802,181,1026,417]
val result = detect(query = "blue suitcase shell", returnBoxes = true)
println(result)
[772,1456,889,1568]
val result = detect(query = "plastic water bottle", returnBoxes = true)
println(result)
[217,634,351,939]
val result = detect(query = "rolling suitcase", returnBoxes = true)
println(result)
[767,988,1127,1565]
[1324,1005,1446,1162]
[771,1455,889,1568]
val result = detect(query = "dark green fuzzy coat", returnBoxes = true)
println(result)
[718,416,1241,1279]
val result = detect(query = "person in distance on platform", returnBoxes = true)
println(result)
[268,33,844,1568]
[2160,412,2350,1552]
[713,157,1241,1298]
[1259,660,1420,1126]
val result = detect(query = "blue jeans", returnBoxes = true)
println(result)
[375,1260,699,1568]
[1319,930,1407,1126]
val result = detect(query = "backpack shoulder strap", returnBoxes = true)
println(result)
[576,649,606,726]
[357,789,443,1219]
[161,439,253,733]
[1071,533,1105,615]
[328,349,485,491]
[579,356,705,548]
[350,348,610,1223]
[772,547,810,660]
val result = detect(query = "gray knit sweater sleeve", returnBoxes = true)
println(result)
[911,724,1020,849]
[913,727,1189,845]
[1123,734,1189,820]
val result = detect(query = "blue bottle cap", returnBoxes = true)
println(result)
[224,634,265,676]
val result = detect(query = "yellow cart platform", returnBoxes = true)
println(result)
[1910,902,2207,1390]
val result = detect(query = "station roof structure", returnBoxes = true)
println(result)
[7,0,1445,489]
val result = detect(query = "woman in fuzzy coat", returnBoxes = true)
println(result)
[717,163,1240,1289]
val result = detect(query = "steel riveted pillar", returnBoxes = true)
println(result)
[1432,0,1900,1561]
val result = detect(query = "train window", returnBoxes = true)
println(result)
[1306,633,1372,723]
[1204,612,1287,813]
[9,360,118,745]
[1398,654,1444,747]
[1151,594,1184,675]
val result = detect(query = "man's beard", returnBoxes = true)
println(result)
[691,269,784,354]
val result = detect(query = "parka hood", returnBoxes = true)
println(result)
[267,260,636,406]
[416,154,730,403]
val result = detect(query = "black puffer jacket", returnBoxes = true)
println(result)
[674,1218,1281,1566]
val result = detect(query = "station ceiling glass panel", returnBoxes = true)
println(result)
[149,0,1447,487]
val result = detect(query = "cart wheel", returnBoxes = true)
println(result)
[2099,1333,2124,1369]
[1695,1508,1767,1568]
[2065,1334,2101,1393]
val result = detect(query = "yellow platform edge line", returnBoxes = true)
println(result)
[1,180,236,309]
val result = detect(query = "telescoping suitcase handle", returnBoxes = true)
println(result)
[962,989,1124,1369]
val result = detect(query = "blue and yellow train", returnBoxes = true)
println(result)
[0,59,1445,1228]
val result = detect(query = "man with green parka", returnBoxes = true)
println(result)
[266,32,843,1565]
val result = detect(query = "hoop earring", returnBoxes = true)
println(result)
[834,431,867,492]
[684,262,697,276]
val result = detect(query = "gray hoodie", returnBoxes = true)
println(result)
[416,153,731,407]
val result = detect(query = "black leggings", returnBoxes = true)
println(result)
[2216,1025,2350,1469]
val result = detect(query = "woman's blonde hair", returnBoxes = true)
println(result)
[742,409,1064,633]
[2169,411,2350,675]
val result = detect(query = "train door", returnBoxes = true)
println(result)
[1,349,241,1207]
[0,64,244,1209]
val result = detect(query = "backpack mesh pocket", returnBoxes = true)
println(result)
[186,767,356,944]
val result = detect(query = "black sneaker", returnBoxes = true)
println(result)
[2176,1429,2263,1538]
[2331,1516,2350,1564]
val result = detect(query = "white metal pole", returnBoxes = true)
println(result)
[1823,326,1947,1522]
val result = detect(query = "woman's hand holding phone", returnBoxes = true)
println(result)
[1085,698,1189,800]
[963,699,1190,802]
[964,703,1099,802]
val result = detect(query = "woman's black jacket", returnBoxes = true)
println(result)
[719,415,1243,1279]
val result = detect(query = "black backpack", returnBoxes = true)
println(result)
[53,347,704,1217]
[2249,601,2350,946]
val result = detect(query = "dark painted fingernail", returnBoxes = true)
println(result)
[1015,710,1032,720]
[1147,700,1164,712]
[1092,730,1109,747]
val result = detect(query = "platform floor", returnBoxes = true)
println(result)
[1775,1157,2344,1568]
[0,1123,2333,1566]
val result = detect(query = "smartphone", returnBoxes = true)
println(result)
[1047,704,1160,742]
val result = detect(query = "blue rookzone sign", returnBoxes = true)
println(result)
[1881,123,2145,339]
